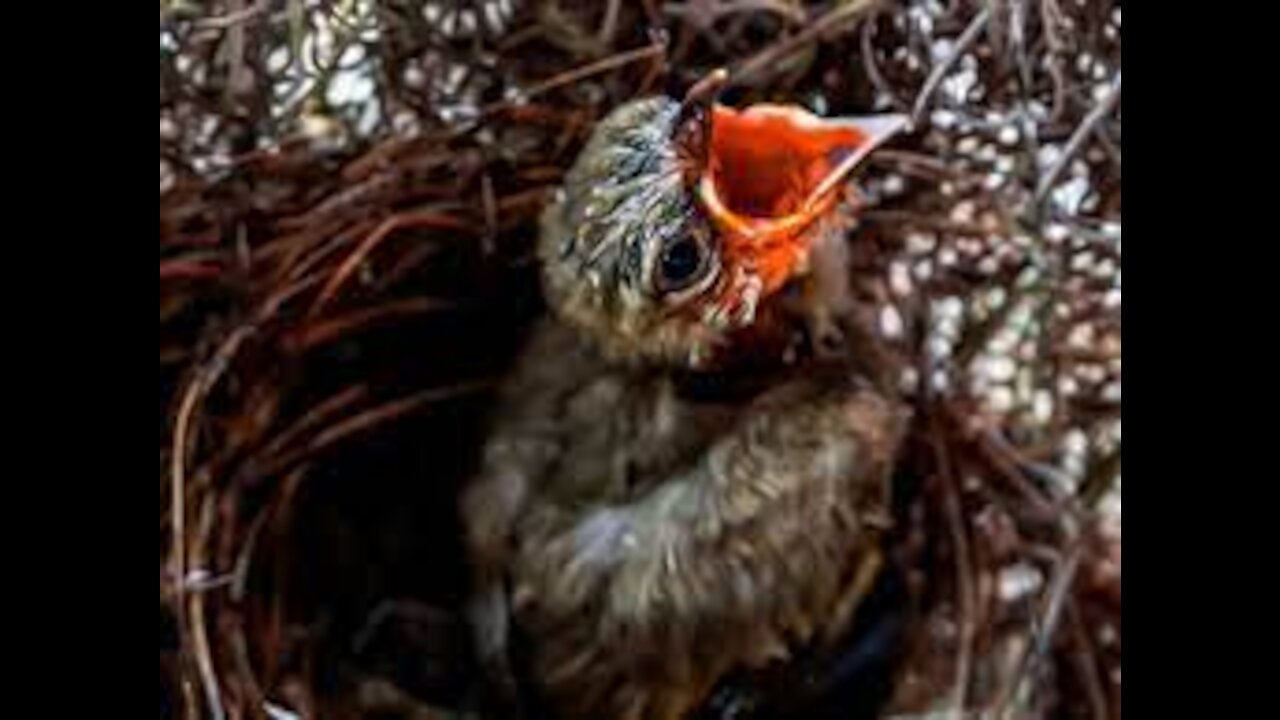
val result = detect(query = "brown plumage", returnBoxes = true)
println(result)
[460,79,909,720]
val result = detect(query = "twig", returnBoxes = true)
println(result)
[1092,125,1122,170]
[481,173,498,256]
[254,385,369,468]
[168,323,259,719]
[1037,0,1069,125]
[231,510,267,602]
[1007,0,1050,213]
[224,0,250,106]
[182,676,200,720]
[192,0,272,31]
[954,286,1025,370]
[190,497,227,720]
[1040,0,1067,53]
[1077,443,1120,510]
[511,42,667,105]
[307,381,493,450]
[281,218,378,284]
[960,415,1061,522]
[309,209,468,316]
[253,381,494,479]
[597,0,622,47]
[1035,71,1121,201]
[996,540,1084,718]
[911,7,991,123]
[929,410,976,714]
[169,324,258,600]
[1066,600,1109,720]
[290,296,459,351]
[161,258,223,281]
[373,242,451,292]
[225,511,269,719]
[229,628,267,720]
[861,15,906,112]
[870,149,962,178]
[733,0,882,85]
[664,0,807,27]
[986,0,1007,64]
[352,599,452,654]
[861,209,1003,239]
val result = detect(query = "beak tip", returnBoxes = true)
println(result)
[854,114,912,143]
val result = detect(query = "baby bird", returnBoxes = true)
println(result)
[461,72,910,720]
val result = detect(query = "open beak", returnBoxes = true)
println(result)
[698,104,908,295]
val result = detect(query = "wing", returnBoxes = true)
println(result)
[508,374,905,720]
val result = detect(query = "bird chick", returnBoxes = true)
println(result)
[461,73,909,720]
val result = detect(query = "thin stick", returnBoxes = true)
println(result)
[224,0,250,107]
[1067,600,1109,720]
[307,381,493,450]
[255,385,369,467]
[518,42,667,102]
[169,324,257,600]
[733,0,882,85]
[169,384,197,600]
[168,323,257,718]
[1077,443,1121,510]
[996,540,1084,718]
[291,297,458,351]
[911,7,992,123]
[1093,126,1122,170]
[664,0,807,27]
[959,413,1061,521]
[929,411,976,714]
[481,173,498,256]
[160,258,223,281]
[254,380,494,479]
[191,0,271,31]
[309,209,468,316]
[861,15,906,112]
[189,498,226,720]
[227,512,269,718]
[597,0,622,47]
[1036,72,1121,201]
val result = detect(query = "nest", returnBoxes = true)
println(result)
[160,1,1120,718]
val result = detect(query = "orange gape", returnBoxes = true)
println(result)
[699,103,885,295]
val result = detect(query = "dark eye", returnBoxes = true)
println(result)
[657,234,707,292]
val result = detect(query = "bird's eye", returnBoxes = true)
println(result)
[656,231,711,294]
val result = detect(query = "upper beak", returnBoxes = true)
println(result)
[697,105,908,294]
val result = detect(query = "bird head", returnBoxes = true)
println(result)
[540,71,907,367]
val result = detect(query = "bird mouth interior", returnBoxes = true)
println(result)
[700,104,872,235]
